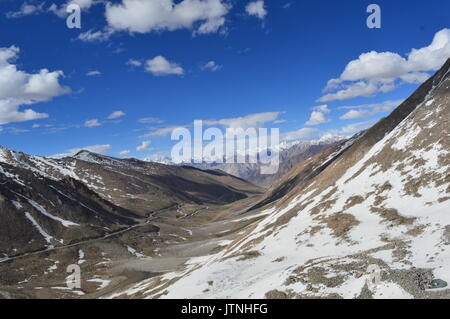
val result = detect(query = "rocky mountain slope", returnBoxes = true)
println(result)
[0,148,262,258]
[110,58,450,299]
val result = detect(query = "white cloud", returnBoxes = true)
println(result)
[78,29,114,42]
[10,2,109,42]
[305,105,331,126]
[6,2,45,18]
[145,56,184,76]
[105,0,230,35]
[84,119,102,127]
[0,46,69,125]
[49,0,96,18]
[283,120,374,142]
[340,109,378,120]
[142,112,282,137]
[408,29,450,71]
[107,110,126,119]
[305,111,331,126]
[0,100,49,125]
[127,59,142,67]
[52,144,111,158]
[339,99,403,120]
[245,0,267,19]
[399,72,430,84]
[0,127,31,134]
[86,70,101,76]
[336,121,374,134]
[119,149,131,156]
[334,51,408,83]
[137,140,151,151]
[201,61,222,71]
[204,111,282,129]
[337,99,404,110]
[319,81,387,102]
[313,104,330,113]
[144,125,183,137]
[318,28,450,102]
[282,127,320,141]
[138,117,163,124]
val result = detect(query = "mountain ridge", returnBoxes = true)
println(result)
[0,146,262,257]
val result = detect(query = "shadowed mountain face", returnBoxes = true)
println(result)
[0,148,262,257]
[70,151,263,211]
[113,59,450,299]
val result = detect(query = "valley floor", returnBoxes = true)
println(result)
[0,194,265,299]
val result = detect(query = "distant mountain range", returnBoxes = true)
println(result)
[147,135,346,187]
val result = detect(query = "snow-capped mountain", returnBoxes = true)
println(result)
[178,137,346,187]
[109,58,450,299]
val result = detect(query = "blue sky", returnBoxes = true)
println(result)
[0,0,449,159]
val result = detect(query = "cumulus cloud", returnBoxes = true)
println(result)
[6,2,45,18]
[105,0,230,35]
[318,28,450,102]
[319,81,395,102]
[84,119,102,127]
[107,110,126,119]
[136,140,151,151]
[339,99,403,120]
[129,56,183,76]
[51,144,111,158]
[245,0,267,19]
[0,100,48,126]
[305,105,331,126]
[145,56,184,76]
[305,112,330,126]
[0,46,69,125]
[201,61,222,71]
